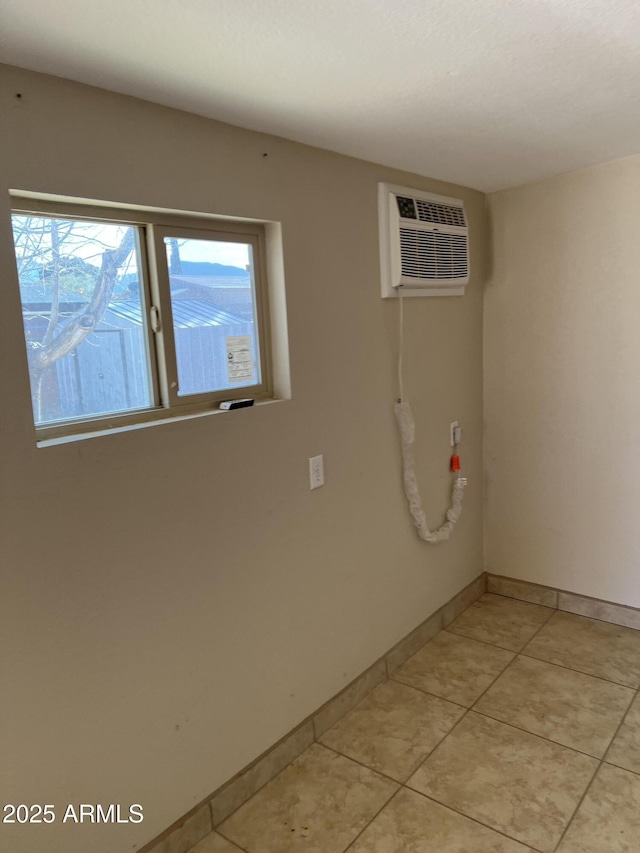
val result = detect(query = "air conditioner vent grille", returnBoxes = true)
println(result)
[415,199,466,228]
[400,229,468,280]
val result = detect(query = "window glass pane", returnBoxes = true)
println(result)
[164,236,261,396]
[11,215,153,426]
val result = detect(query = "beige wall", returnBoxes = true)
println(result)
[485,154,640,606]
[1,65,485,853]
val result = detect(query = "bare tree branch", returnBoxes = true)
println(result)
[33,229,135,371]
[42,219,61,346]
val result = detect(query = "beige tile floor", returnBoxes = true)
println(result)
[197,593,640,853]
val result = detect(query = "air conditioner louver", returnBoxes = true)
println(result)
[379,183,469,298]
[399,229,468,280]
[415,199,466,228]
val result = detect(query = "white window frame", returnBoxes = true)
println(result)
[10,196,282,443]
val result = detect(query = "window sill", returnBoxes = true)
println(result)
[36,397,287,447]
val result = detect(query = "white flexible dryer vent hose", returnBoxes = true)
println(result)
[394,400,467,543]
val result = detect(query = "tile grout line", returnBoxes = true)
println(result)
[468,706,607,763]
[389,618,524,708]
[466,613,640,758]
[489,581,640,634]
[317,679,472,781]
[550,678,640,852]
[556,608,640,631]
[461,607,631,763]
[439,612,638,690]
[342,787,405,852]
[384,661,620,770]
[442,595,555,646]
[338,708,543,853]
[408,705,473,767]
[550,757,606,851]
[601,679,640,774]
[384,675,471,712]
[441,627,531,655]
[453,609,549,709]
[401,788,544,853]
[396,705,546,849]
[602,758,640,777]
[481,605,640,689]
[401,701,597,853]
[317,741,406,787]
[468,649,522,705]
[400,703,587,853]
[323,723,545,853]
[517,650,639,689]
[445,600,556,653]
[387,673,475,711]
[209,724,316,830]
[214,827,252,853]
[315,664,461,782]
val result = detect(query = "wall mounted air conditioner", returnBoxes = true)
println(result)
[379,182,469,298]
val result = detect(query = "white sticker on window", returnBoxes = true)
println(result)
[226,335,253,383]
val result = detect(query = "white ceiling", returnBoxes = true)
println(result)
[2,0,640,192]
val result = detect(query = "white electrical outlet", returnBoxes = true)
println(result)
[450,421,459,447]
[309,455,324,489]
